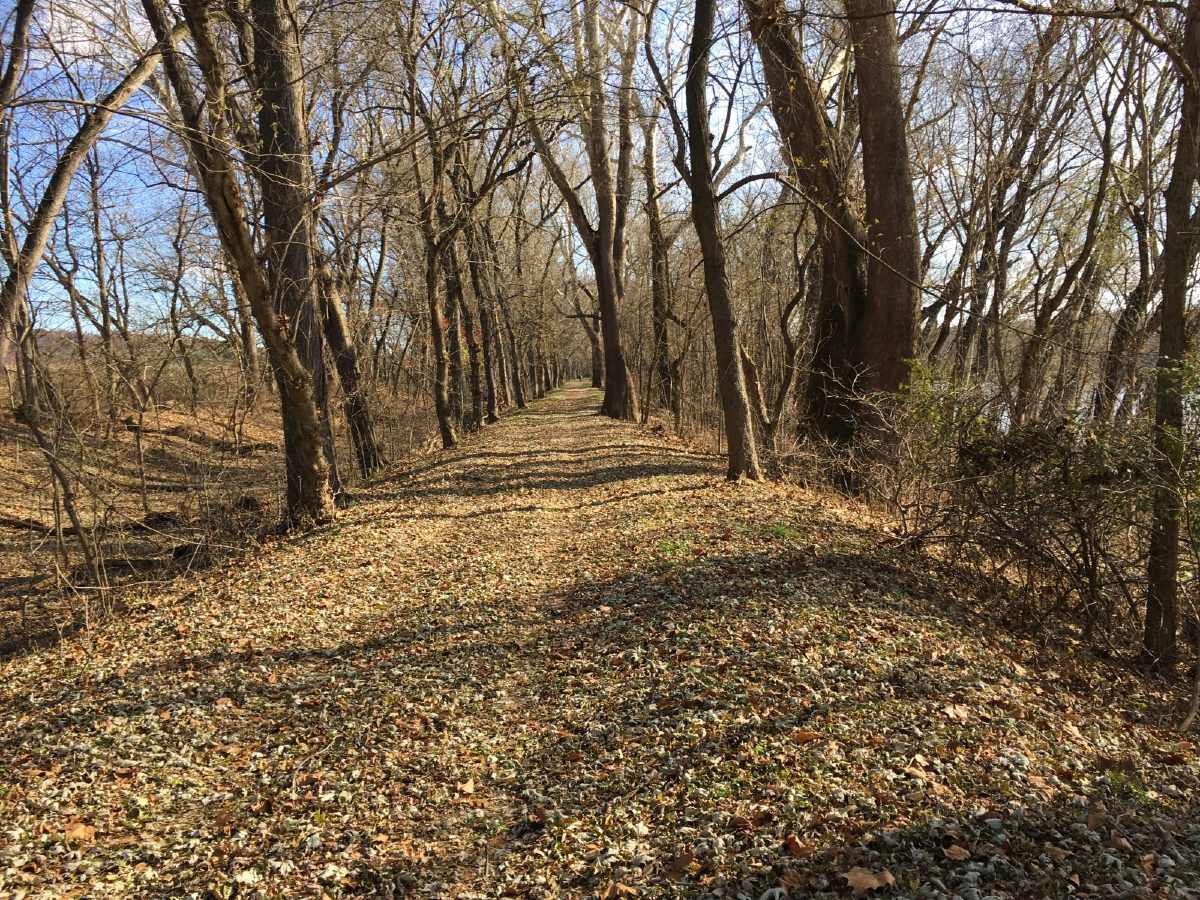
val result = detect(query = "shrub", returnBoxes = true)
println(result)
[878,364,1199,653]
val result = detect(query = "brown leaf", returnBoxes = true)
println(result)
[749,807,774,827]
[1027,774,1052,795]
[842,867,896,894]
[64,822,96,843]
[942,704,971,722]
[783,833,807,857]
[600,882,639,898]
[943,844,971,861]
[1108,834,1133,852]
[456,778,475,795]
[1044,842,1070,862]
[662,851,695,878]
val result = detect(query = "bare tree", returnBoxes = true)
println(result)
[684,0,761,480]
[1144,0,1200,671]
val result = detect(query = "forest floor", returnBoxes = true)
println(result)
[0,391,286,651]
[1,384,1198,899]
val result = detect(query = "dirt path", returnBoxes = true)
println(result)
[2,385,1197,899]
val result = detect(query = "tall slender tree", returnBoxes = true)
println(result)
[685,0,761,480]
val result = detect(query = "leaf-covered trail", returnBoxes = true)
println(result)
[2,385,1198,899]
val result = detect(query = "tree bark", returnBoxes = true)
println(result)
[423,242,458,448]
[745,0,919,448]
[643,117,675,414]
[247,0,338,523]
[845,0,921,404]
[687,0,761,480]
[1143,0,1200,672]
[319,264,383,476]
[444,264,465,426]
[142,0,334,525]
[465,225,501,423]
[495,290,526,408]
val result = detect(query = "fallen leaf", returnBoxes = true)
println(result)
[783,833,807,857]
[943,844,971,860]
[1108,834,1133,852]
[662,851,694,878]
[1044,842,1070,862]
[842,867,896,894]
[791,729,822,744]
[943,703,971,722]
[1027,774,1052,795]
[64,822,95,843]
[457,778,475,795]
[601,882,638,898]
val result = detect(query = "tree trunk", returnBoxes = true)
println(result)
[319,265,383,476]
[446,233,483,432]
[1143,0,1200,672]
[496,292,526,408]
[142,0,333,526]
[592,342,604,390]
[464,225,501,423]
[229,272,260,389]
[248,0,337,523]
[424,246,458,448]
[444,268,465,426]
[845,0,920,403]
[590,243,637,418]
[1094,238,1157,421]
[687,0,761,481]
[643,118,674,414]
[746,0,918,449]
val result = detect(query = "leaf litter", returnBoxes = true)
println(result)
[1,386,1197,898]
